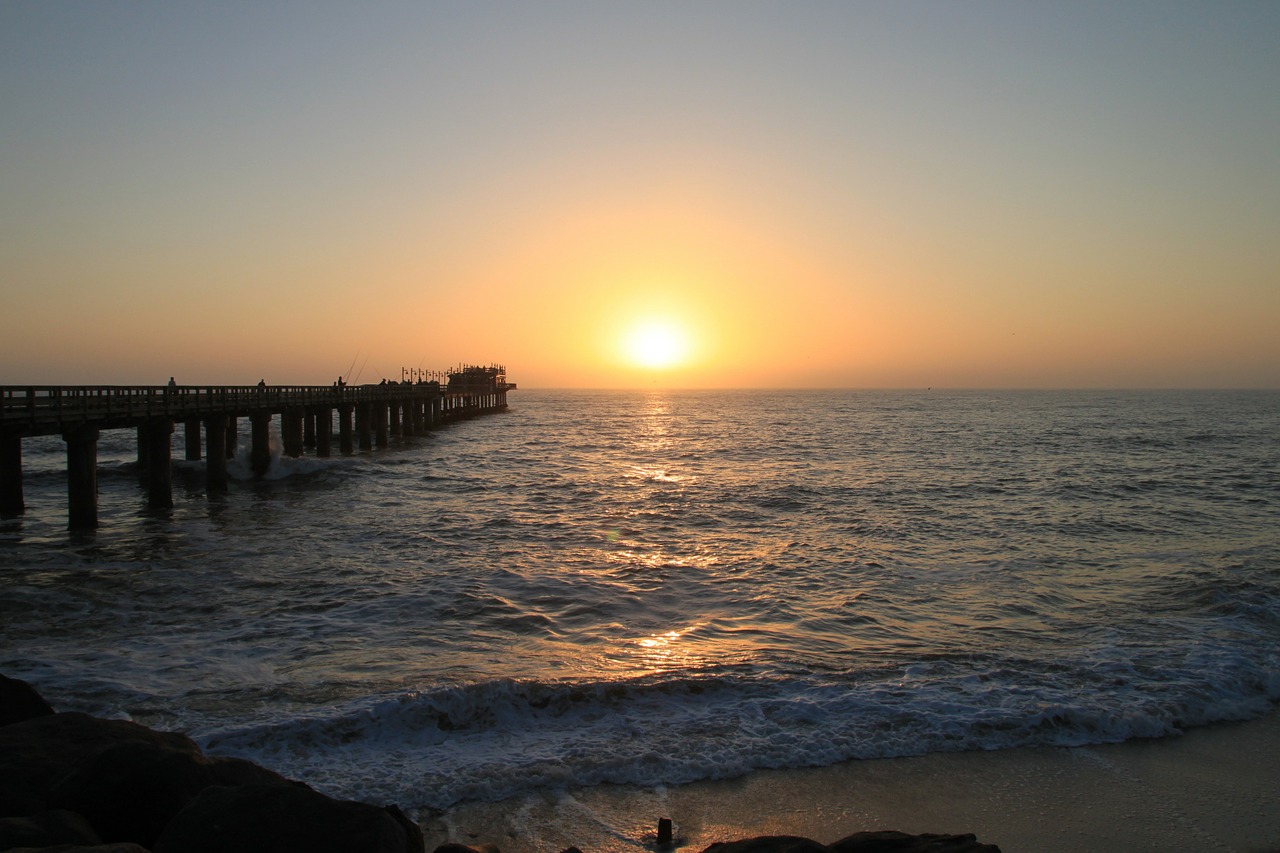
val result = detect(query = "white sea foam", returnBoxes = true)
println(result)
[200,635,1280,810]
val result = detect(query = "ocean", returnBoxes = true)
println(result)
[2,388,1277,814]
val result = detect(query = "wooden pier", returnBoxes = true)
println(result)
[0,365,515,529]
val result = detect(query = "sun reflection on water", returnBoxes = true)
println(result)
[628,623,705,673]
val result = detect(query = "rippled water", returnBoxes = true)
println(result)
[2,389,1278,809]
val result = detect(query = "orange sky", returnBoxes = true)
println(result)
[2,4,1277,388]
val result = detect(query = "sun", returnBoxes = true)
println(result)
[622,320,691,370]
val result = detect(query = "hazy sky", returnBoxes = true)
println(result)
[3,2,1277,388]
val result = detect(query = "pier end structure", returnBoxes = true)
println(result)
[0,367,514,529]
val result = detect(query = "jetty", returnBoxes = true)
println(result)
[0,364,515,529]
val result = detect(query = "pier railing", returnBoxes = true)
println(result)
[0,376,515,528]
[1,382,515,436]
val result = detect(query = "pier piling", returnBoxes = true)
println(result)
[1,366,514,528]
[144,419,174,510]
[1,436,22,515]
[375,402,389,448]
[205,414,228,493]
[356,403,372,452]
[250,413,272,478]
[338,405,354,455]
[184,419,201,462]
[283,409,304,459]
[225,417,238,460]
[64,426,99,530]
[315,408,332,458]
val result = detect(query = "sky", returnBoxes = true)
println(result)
[2,2,1278,389]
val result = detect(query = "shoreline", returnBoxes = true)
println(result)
[423,710,1280,852]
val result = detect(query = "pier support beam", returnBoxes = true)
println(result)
[225,417,238,460]
[304,411,316,450]
[356,403,372,451]
[143,419,174,510]
[250,413,272,478]
[205,414,228,493]
[405,400,420,435]
[282,409,304,458]
[314,407,332,458]
[135,426,148,475]
[338,405,353,455]
[184,419,201,461]
[388,403,401,437]
[1,435,23,515]
[374,402,389,448]
[64,426,99,530]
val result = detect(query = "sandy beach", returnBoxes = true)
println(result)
[422,711,1280,853]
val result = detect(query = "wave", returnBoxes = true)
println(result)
[198,648,1280,811]
[11,390,1280,816]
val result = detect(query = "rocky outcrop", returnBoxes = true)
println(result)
[0,713,202,819]
[0,677,424,853]
[0,675,55,727]
[431,831,1000,853]
[0,809,100,849]
[47,731,297,848]
[0,710,298,846]
[699,832,1001,853]
[830,831,999,852]
[701,837,831,853]
[154,784,425,853]
[1,840,149,845]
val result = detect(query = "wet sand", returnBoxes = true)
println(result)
[422,710,1280,852]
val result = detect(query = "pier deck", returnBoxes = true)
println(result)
[0,366,515,528]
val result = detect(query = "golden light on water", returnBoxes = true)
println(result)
[637,629,689,650]
[632,624,703,672]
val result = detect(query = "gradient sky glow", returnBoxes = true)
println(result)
[3,2,1278,388]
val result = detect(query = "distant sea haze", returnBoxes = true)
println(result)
[3,389,1277,810]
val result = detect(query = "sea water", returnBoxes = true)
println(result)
[1,389,1277,811]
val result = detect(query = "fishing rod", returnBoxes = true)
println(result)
[352,352,370,385]
[342,351,360,384]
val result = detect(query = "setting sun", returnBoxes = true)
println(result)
[622,320,691,370]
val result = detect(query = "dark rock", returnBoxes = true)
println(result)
[0,675,55,727]
[0,808,101,848]
[384,803,428,853]
[48,732,302,845]
[153,783,425,853]
[0,711,299,849]
[0,712,202,817]
[702,837,830,853]
[48,737,217,848]
[432,845,501,853]
[830,831,1001,852]
[206,755,296,788]
[1,840,149,845]
[700,834,1001,853]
